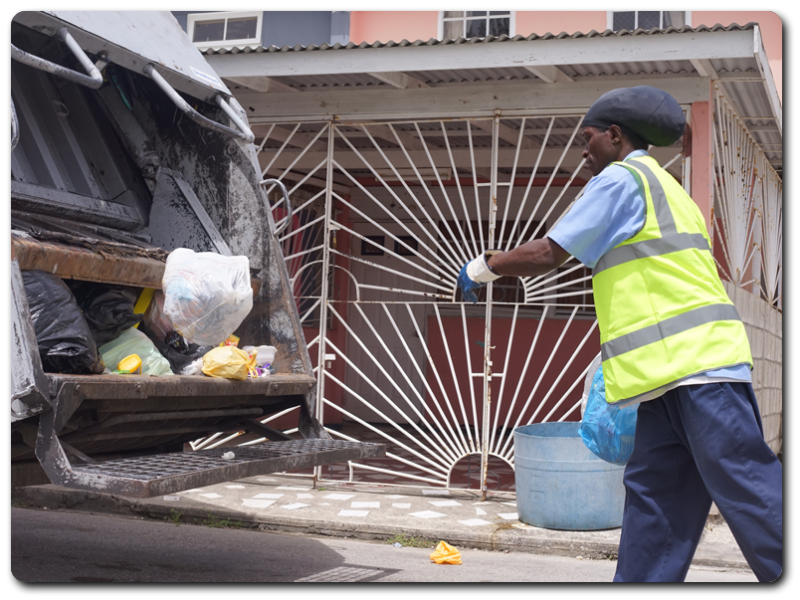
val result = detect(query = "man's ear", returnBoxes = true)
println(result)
[607,124,623,145]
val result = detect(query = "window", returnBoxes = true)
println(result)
[187,11,262,48]
[439,11,513,40]
[609,11,690,31]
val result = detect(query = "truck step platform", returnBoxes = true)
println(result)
[65,439,385,498]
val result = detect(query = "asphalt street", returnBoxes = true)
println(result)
[11,507,757,584]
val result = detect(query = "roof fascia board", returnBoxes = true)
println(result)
[237,76,710,122]
[205,29,755,79]
[752,26,782,135]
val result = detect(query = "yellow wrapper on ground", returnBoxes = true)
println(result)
[202,346,257,380]
[430,541,462,565]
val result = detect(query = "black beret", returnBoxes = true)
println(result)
[581,86,686,147]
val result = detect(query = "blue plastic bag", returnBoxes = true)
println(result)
[579,363,638,466]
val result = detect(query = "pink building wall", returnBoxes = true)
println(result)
[349,10,782,98]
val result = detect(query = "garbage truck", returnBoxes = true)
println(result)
[10,11,383,497]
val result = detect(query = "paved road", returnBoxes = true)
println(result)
[11,508,756,583]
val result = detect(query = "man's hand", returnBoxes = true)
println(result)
[457,251,501,303]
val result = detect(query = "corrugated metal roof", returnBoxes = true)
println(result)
[209,22,780,173]
[201,22,756,55]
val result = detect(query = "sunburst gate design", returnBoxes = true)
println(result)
[195,111,693,494]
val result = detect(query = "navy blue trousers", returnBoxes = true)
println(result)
[614,382,782,582]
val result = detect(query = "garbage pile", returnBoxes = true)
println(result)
[22,248,277,380]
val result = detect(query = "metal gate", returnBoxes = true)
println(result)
[256,112,688,494]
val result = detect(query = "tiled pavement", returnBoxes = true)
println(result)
[11,423,751,571]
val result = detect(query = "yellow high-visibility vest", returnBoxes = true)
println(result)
[591,156,752,405]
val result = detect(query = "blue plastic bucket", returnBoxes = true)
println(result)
[514,422,626,530]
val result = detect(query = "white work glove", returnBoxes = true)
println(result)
[457,250,501,303]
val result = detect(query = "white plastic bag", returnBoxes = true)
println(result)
[98,327,173,376]
[580,353,603,419]
[180,357,205,376]
[162,248,253,346]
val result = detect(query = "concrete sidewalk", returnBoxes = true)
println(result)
[11,473,750,572]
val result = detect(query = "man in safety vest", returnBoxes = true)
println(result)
[457,86,782,582]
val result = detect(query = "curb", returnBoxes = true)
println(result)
[11,485,749,571]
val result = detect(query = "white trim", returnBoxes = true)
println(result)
[187,11,262,50]
[206,29,755,78]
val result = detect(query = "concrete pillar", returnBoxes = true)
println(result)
[690,96,715,235]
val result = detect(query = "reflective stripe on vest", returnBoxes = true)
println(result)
[590,156,752,404]
[600,303,742,361]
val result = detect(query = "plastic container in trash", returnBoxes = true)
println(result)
[242,345,276,367]
[513,422,625,530]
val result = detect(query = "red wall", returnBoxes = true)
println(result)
[424,314,600,431]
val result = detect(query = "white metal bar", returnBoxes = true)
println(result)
[497,116,528,248]
[298,298,322,324]
[256,124,276,153]
[332,161,459,280]
[517,121,583,245]
[322,424,452,482]
[440,121,479,258]
[396,122,470,265]
[204,431,244,450]
[351,303,462,464]
[270,123,328,184]
[329,199,454,282]
[346,462,445,485]
[466,122,486,251]
[329,246,452,293]
[524,261,585,293]
[412,123,472,265]
[315,123,336,427]
[480,113,501,497]
[190,431,222,451]
[261,122,301,177]
[279,214,325,244]
[458,304,479,454]
[431,304,473,454]
[490,304,519,455]
[558,396,586,422]
[323,384,449,473]
[661,151,684,172]
[498,306,579,458]
[536,322,599,423]
[504,117,555,252]
[524,274,592,299]
[354,285,451,300]
[325,308,456,470]
[527,158,592,243]
[406,304,471,457]
[494,305,550,453]
[380,303,465,463]
[335,127,463,275]
[525,289,594,303]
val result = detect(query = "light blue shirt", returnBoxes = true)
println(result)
[547,150,750,392]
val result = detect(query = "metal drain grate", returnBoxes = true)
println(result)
[295,567,383,583]
[67,440,384,497]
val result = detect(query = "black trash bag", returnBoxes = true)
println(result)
[22,271,105,374]
[140,321,212,374]
[68,281,144,346]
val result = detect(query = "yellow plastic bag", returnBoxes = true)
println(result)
[201,346,257,380]
[430,541,462,565]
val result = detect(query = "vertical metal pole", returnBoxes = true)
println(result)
[314,121,336,485]
[480,112,500,500]
[683,105,693,197]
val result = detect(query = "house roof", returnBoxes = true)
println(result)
[203,23,781,173]
[200,23,754,56]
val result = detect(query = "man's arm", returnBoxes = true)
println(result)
[487,237,571,278]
